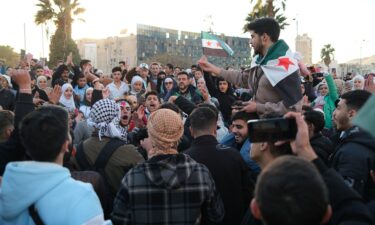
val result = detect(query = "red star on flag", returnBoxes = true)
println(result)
[207,41,211,46]
[216,42,221,47]
[276,57,295,71]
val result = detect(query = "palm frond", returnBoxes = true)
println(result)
[73,7,85,15]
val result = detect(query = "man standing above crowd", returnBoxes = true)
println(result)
[198,18,302,117]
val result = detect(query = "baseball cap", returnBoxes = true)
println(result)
[139,63,149,70]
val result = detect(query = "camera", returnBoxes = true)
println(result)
[247,117,297,143]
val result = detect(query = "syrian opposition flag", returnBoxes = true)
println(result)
[201,31,234,57]
[251,40,302,107]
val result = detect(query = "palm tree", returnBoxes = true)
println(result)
[35,0,85,66]
[321,44,335,71]
[244,0,288,32]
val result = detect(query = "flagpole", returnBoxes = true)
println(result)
[24,23,27,52]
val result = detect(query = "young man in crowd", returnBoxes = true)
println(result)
[74,99,144,196]
[112,109,224,225]
[144,91,161,119]
[185,107,254,225]
[330,90,375,202]
[107,66,129,100]
[0,105,107,224]
[221,111,261,173]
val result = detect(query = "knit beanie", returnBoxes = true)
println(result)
[147,109,183,155]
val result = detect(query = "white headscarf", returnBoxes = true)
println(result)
[59,83,76,112]
[352,75,365,90]
[36,75,47,89]
[0,75,12,88]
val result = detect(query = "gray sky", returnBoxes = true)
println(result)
[1,0,374,63]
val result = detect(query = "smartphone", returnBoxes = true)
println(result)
[247,117,297,143]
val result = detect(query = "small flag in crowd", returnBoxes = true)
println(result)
[353,94,375,139]
[251,40,302,107]
[201,31,234,57]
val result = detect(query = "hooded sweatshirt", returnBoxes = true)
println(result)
[0,161,105,225]
[111,154,224,225]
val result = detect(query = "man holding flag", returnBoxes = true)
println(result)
[198,18,302,116]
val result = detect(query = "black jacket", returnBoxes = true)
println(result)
[0,89,15,111]
[330,126,375,202]
[0,93,34,175]
[241,158,375,225]
[204,72,236,123]
[311,132,334,165]
[185,135,254,225]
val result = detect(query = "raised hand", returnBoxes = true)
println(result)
[11,69,31,93]
[48,85,62,104]
[102,87,110,99]
[197,55,221,76]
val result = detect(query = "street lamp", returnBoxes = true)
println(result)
[360,39,365,66]
[292,17,299,37]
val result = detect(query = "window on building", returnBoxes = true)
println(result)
[166,33,170,38]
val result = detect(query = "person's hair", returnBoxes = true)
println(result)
[72,73,86,87]
[125,67,138,83]
[255,156,329,225]
[177,71,189,78]
[145,91,161,103]
[80,59,91,69]
[304,109,325,133]
[20,106,69,162]
[166,63,174,70]
[0,111,14,137]
[174,66,181,70]
[119,61,126,65]
[157,71,166,77]
[246,17,280,42]
[198,103,219,118]
[151,62,159,67]
[159,102,182,116]
[232,111,259,122]
[341,90,371,111]
[112,66,122,73]
[194,66,203,73]
[189,107,217,132]
[191,64,197,69]
[33,65,43,71]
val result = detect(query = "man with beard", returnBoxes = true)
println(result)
[166,71,203,105]
[330,90,375,202]
[221,111,261,174]
[198,18,302,117]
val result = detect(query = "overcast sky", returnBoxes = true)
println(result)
[1,0,374,63]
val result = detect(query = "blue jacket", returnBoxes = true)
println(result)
[220,133,261,174]
[0,161,106,225]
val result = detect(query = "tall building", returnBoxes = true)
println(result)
[77,24,250,73]
[295,33,312,65]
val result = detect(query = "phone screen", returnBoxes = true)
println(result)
[247,118,297,142]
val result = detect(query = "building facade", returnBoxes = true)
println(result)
[295,33,312,65]
[77,24,250,74]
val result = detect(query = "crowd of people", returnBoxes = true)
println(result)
[1,17,375,225]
